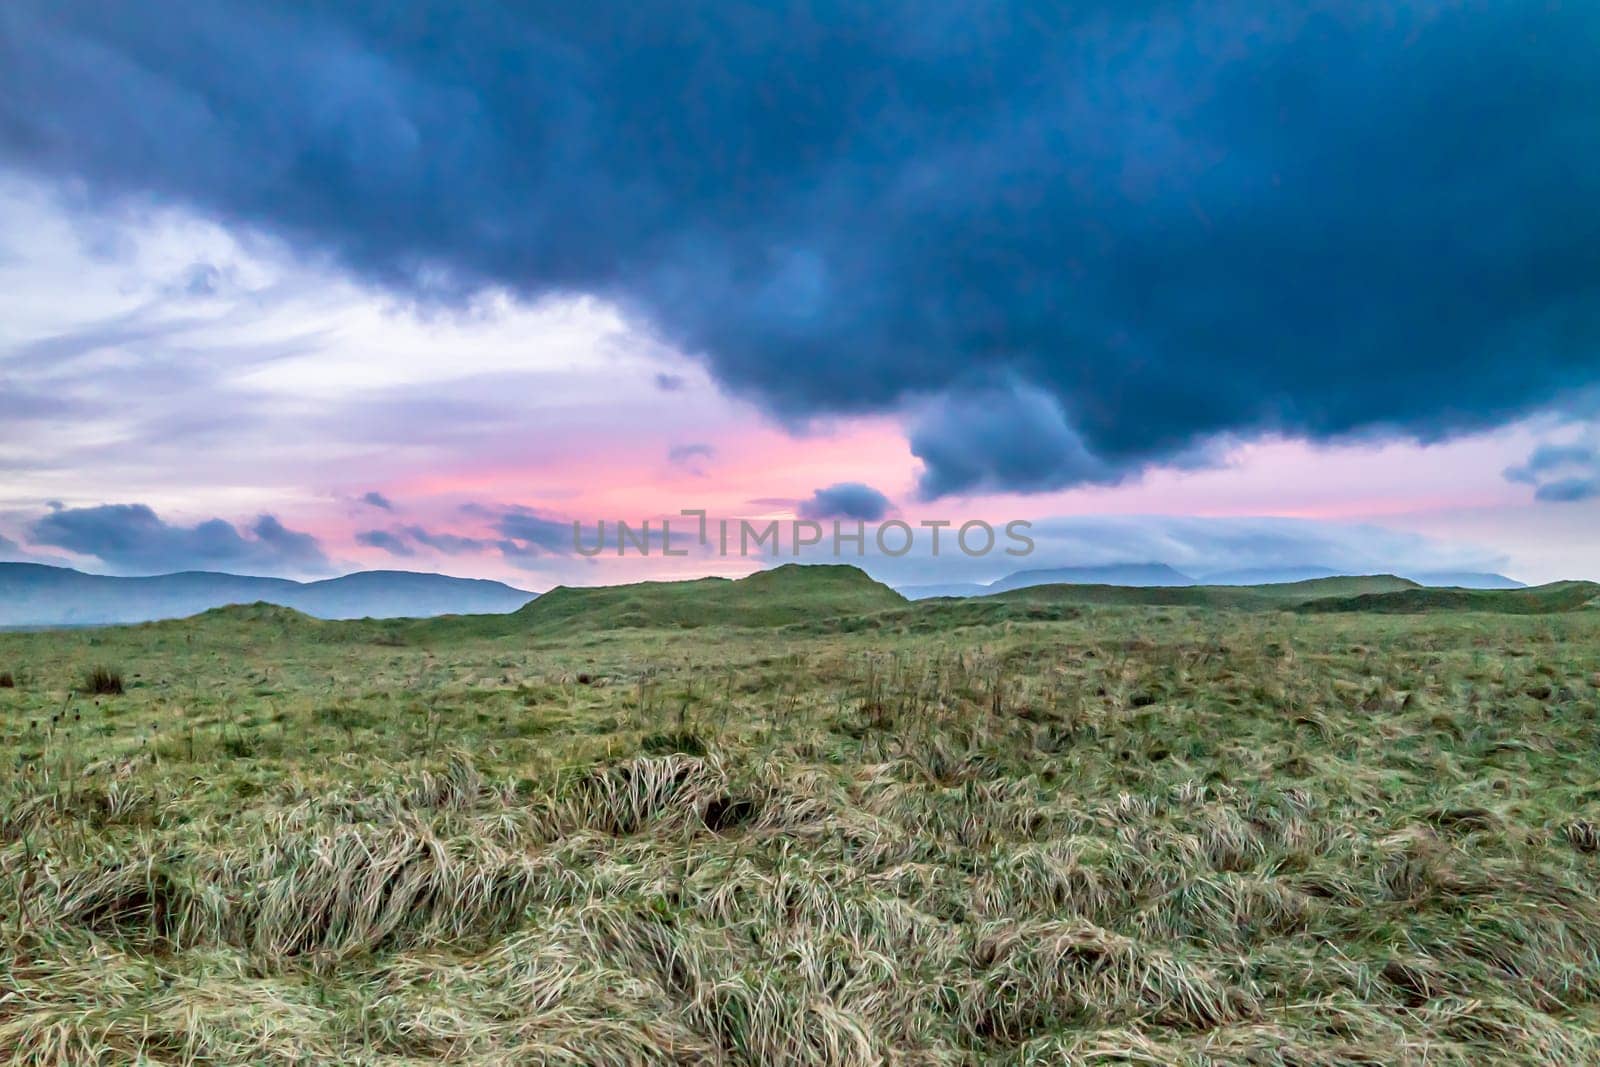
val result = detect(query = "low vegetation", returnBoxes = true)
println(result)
[1,566,1598,1063]
[505,563,909,634]
[1298,579,1600,615]
[78,665,124,696]
[990,574,1600,613]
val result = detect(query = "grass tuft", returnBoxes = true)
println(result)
[81,665,125,694]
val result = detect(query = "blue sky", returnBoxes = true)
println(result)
[1,2,1597,586]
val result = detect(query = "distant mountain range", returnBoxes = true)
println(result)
[897,563,1526,600]
[0,564,535,627]
[993,563,1196,591]
[0,559,1533,629]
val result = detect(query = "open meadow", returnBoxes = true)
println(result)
[3,567,1600,1064]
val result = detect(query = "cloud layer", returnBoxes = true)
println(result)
[795,513,1514,588]
[798,483,892,522]
[4,2,1598,494]
[1505,441,1600,503]
[28,504,329,575]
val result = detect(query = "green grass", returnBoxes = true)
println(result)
[981,572,1421,610]
[987,574,1600,615]
[1300,579,1600,615]
[500,562,908,634]
[2,567,1600,1063]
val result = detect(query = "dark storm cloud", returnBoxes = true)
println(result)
[667,443,715,465]
[493,539,546,569]
[401,524,489,555]
[355,528,413,556]
[251,514,325,565]
[798,482,891,522]
[909,381,1125,498]
[492,509,575,555]
[360,522,491,557]
[28,504,330,575]
[667,442,715,475]
[1505,443,1596,485]
[5,2,1599,493]
[487,505,698,564]
[1531,477,1600,504]
[1505,440,1600,503]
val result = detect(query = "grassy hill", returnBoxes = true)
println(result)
[504,563,906,633]
[187,601,321,627]
[1298,579,1600,615]
[981,573,1421,609]
[1249,574,1423,597]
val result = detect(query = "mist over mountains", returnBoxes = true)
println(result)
[0,559,1529,629]
[0,564,534,627]
[896,564,1525,600]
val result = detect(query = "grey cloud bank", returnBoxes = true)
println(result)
[798,483,892,522]
[0,503,1522,590]
[1505,441,1600,504]
[4,2,1598,494]
[793,514,1516,589]
[27,503,330,576]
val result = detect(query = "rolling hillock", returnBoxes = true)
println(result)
[507,563,907,633]
[981,574,1420,609]
[188,601,320,626]
[1297,580,1600,615]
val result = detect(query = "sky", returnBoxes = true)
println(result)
[1,1,1597,589]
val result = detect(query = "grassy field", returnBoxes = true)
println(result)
[3,567,1600,1064]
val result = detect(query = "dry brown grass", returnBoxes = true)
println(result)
[1,604,1599,1063]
